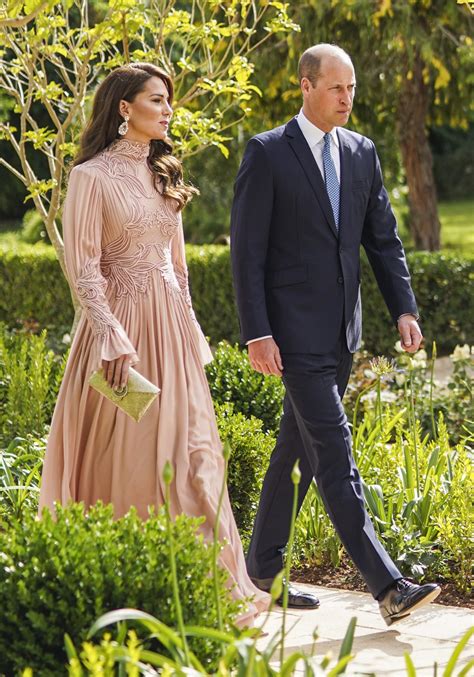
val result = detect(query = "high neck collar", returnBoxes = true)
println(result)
[108,138,151,162]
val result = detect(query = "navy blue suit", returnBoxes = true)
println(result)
[230,117,418,597]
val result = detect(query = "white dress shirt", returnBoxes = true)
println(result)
[296,109,341,183]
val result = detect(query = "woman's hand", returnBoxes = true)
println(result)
[102,355,132,390]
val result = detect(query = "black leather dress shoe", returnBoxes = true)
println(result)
[251,577,320,609]
[379,578,440,626]
[278,583,321,609]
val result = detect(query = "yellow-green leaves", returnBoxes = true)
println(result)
[372,0,393,27]
[25,179,57,202]
[23,127,57,149]
[264,2,300,34]
[33,80,64,103]
[432,56,452,90]
[0,123,18,140]
[171,108,232,158]
[0,0,300,256]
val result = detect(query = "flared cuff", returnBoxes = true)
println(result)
[196,327,213,365]
[188,315,213,365]
[92,324,139,372]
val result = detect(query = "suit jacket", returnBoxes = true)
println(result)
[230,116,418,354]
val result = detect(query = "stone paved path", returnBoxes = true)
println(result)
[256,584,474,675]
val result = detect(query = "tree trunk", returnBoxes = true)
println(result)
[397,51,441,251]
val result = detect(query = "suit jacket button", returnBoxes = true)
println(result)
[337,276,344,284]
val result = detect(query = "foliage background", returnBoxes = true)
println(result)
[1,240,472,356]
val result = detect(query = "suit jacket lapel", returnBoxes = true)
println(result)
[285,117,338,240]
[337,128,352,240]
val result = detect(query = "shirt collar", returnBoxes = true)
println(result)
[296,109,339,149]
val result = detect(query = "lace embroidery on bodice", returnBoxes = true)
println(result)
[84,139,155,200]
[76,139,188,308]
[123,199,180,238]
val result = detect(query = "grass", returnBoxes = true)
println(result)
[438,200,474,254]
[1,199,473,254]
[394,199,474,256]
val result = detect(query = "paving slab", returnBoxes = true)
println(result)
[256,584,474,675]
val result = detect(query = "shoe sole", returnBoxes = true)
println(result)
[276,599,320,610]
[384,587,441,626]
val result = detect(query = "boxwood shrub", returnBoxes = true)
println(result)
[207,341,284,433]
[0,325,67,445]
[1,236,472,355]
[360,250,474,355]
[0,237,73,335]
[215,402,275,545]
[0,502,242,676]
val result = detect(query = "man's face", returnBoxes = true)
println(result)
[301,56,356,132]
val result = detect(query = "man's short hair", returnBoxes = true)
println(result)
[298,44,352,85]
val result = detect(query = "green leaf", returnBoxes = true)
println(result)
[327,654,354,676]
[404,652,417,676]
[337,616,357,664]
[458,658,474,677]
[443,626,474,676]
[280,650,306,675]
[63,632,79,660]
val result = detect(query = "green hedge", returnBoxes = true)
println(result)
[360,251,474,355]
[0,326,66,446]
[0,237,73,333]
[215,402,275,545]
[0,502,241,675]
[1,237,472,355]
[207,342,284,434]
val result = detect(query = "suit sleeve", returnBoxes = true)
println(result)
[230,138,274,343]
[361,141,418,324]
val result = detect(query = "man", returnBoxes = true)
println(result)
[230,44,440,626]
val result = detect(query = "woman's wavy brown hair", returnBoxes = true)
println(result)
[74,63,198,210]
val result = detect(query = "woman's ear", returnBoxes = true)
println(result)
[118,100,129,117]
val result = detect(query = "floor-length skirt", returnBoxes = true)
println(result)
[39,271,270,624]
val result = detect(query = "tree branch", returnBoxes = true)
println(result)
[0,2,47,28]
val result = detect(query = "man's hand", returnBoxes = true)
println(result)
[102,355,132,390]
[397,315,423,354]
[248,337,283,376]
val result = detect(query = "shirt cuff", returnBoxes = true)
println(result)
[246,335,273,345]
[397,313,420,322]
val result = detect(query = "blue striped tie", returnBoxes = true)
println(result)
[323,132,340,230]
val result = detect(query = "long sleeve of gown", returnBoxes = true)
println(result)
[63,165,139,371]
[171,212,213,365]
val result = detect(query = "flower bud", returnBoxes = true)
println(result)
[163,461,174,485]
[291,459,301,485]
[222,440,231,461]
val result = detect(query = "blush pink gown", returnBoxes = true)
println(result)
[38,138,270,624]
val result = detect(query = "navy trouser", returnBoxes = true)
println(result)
[245,336,402,598]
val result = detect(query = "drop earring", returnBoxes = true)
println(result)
[118,114,129,136]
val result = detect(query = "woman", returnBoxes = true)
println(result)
[38,63,270,624]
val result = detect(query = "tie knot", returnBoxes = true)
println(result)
[324,132,331,148]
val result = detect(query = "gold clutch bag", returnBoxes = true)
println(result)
[89,367,160,423]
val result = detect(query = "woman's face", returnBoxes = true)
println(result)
[119,76,173,143]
